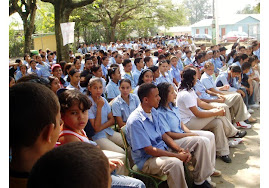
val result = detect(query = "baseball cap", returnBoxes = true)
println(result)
[51,64,61,71]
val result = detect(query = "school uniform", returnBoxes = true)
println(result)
[231,61,241,68]
[109,57,116,67]
[66,83,84,93]
[132,69,143,86]
[122,72,136,89]
[227,57,234,66]
[183,57,192,66]
[253,48,260,60]
[170,65,181,83]
[156,73,173,85]
[27,67,42,77]
[106,80,120,100]
[200,72,216,90]
[101,64,108,78]
[36,62,51,78]
[177,59,184,71]
[212,57,223,73]
[88,96,124,154]
[112,94,140,123]
[15,71,28,81]
[125,105,188,188]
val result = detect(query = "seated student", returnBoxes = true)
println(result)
[183,50,193,66]
[170,56,181,87]
[133,69,154,95]
[144,56,154,69]
[126,83,213,188]
[51,64,66,88]
[101,56,109,79]
[250,55,260,103]
[156,60,176,89]
[47,76,61,94]
[66,69,84,93]
[15,64,28,81]
[35,55,51,78]
[27,60,42,77]
[112,79,140,128]
[63,63,75,82]
[212,50,224,76]
[195,65,256,127]
[231,53,248,68]
[122,59,136,90]
[10,82,61,188]
[106,65,121,101]
[73,58,82,73]
[91,64,107,95]
[80,57,93,77]
[132,58,144,86]
[87,78,125,154]
[175,50,184,71]
[226,50,237,66]
[28,142,111,188]
[176,67,247,163]
[148,65,160,86]
[157,82,221,187]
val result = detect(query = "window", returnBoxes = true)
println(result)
[221,28,226,36]
[196,29,199,34]
[238,26,243,32]
[205,28,208,34]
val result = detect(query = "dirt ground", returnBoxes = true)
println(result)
[211,108,260,188]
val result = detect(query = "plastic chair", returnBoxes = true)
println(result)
[120,126,167,188]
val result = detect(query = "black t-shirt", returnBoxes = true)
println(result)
[241,73,250,88]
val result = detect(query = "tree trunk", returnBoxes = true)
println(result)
[54,1,72,63]
[23,23,32,54]
[105,25,116,43]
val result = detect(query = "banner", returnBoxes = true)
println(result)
[60,22,75,46]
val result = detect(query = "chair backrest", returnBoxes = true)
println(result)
[120,126,132,170]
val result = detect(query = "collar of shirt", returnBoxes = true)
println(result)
[137,105,157,123]
[118,94,135,105]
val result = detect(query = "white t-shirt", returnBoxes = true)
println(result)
[176,89,198,124]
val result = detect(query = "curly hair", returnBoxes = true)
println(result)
[179,68,196,91]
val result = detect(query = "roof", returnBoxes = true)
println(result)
[158,26,191,32]
[191,14,260,28]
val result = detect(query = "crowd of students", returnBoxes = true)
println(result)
[9,35,260,188]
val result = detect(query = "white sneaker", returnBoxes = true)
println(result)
[232,138,243,144]
[248,108,254,114]
[228,139,239,147]
[234,122,252,129]
[249,103,259,109]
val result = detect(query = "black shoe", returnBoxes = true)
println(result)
[232,130,247,138]
[219,155,232,163]
[193,180,211,188]
[244,120,251,124]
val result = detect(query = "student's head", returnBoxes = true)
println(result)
[48,76,61,94]
[119,79,132,97]
[239,46,246,54]
[179,67,197,91]
[9,76,15,87]
[58,89,91,130]
[186,51,192,58]
[47,54,53,62]
[87,77,103,97]
[67,69,80,85]
[148,65,160,80]
[144,56,153,67]
[137,69,153,86]
[157,82,176,108]
[91,64,103,77]
[239,53,249,63]
[203,61,214,76]
[102,56,109,67]
[230,65,242,78]
[10,82,61,153]
[29,60,37,69]
[122,59,132,72]
[246,45,253,56]
[28,142,111,188]
[115,54,123,64]
[107,66,121,83]
[138,83,160,108]
[51,64,63,79]
[134,58,144,70]
[170,56,178,67]
[158,60,169,73]
[241,62,252,74]
[64,63,75,76]
[73,58,81,70]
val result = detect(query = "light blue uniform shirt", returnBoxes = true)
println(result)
[36,62,51,78]
[200,72,215,90]
[212,57,223,73]
[171,65,181,83]
[15,71,28,81]
[231,61,241,68]
[101,64,108,78]
[126,105,168,170]
[157,104,185,134]
[122,72,136,89]
[66,83,84,93]
[253,48,260,60]
[184,57,192,66]
[227,57,234,66]
[215,71,240,90]
[156,73,173,85]
[27,67,42,77]
[112,94,140,122]
[88,96,114,140]
[133,69,143,86]
[106,80,120,99]
[177,59,184,71]
[194,79,218,100]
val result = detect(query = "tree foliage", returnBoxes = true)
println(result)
[35,0,54,33]
[237,3,260,14]
[182,0,211,24]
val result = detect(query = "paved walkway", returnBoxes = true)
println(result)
[212,108,260,188]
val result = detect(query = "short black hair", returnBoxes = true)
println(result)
[122,59,131,67]
[230,65,242,73]
[27,142,109,188]
[10,82,59,149]
[58,89,92,114]
[241,62,251,71]
[134,58,143,66]
[138,83,157,103]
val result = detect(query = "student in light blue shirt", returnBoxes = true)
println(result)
[27,60,42,77]
[156,60,175,89]
[15,64,28,81]
[148,66,160,86]
[212,50,223,74]
[101,56,109,78]
[226,50,237,66]
[122,59,136,90]
[36,55,51,78]
[87,77,125,154]
[91,64,107,95]
[106,65,121,101]
[170,56,181,87]
[183,51,192,66]
[132,58,144,86]
[133,69,154,95]
[112,79,140,128]
[126,83,211,188]
[66,69,84,93]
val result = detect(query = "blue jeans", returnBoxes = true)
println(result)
[240,87,255,109]
[111,171,146,188]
